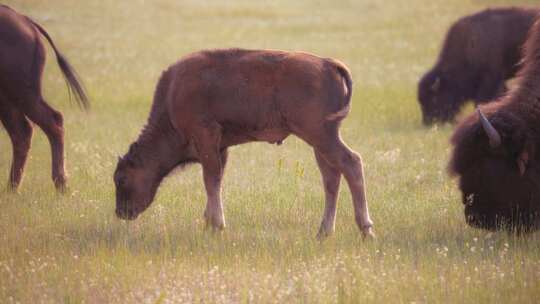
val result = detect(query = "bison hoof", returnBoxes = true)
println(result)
[316,226,335,240]
[7,182,20,193]
[55,182,67,194]
[205,221,226,231]
[361,226,376,240]
[204,212,226,230]
[54,176,67,194]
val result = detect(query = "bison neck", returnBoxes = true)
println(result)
[132,116,194,183]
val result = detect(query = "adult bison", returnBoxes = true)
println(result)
[114,49,374,238]
[449,19,540,232]
[0,5,88,191]
[418,7,538,125]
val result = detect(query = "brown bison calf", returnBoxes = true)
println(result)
[419,7,538,125]
[0,5,88,191]
[114,49,374,238]
[449,19,540,232]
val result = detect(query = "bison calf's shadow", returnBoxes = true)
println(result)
[113,49,375,239]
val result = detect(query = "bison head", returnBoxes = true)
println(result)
[418,70,464,125]
[449,107,540,232]
[113,145,160,220]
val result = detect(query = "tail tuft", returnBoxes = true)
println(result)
[55,53,89,110]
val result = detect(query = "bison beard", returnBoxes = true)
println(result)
[113,49,375,239]
[418,7,538,125]
[449,19,540,232]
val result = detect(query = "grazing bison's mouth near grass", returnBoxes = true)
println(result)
[450,108,540,232]
[115,194,143,220]
[115,199,152,220]
[115,205,139,220]
[114,193,154,220]
[456,153,540,232]
[462,192,540,232]
[114,155,160,221]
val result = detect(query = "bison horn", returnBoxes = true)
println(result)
[477,109,501,148]
[431,77,441,91]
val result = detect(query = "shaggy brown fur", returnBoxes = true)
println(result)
[0,5,88,191]
[419,7,538,125]
[449,18,540,232]
[114,49,374,238]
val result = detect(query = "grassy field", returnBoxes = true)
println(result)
[1,0,539,303]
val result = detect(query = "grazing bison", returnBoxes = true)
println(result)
[0,5,88,191]
[449,19,540,232]
[114,49,374,238]
[418,7,538,125]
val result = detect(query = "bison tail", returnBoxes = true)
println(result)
[26,17,89,110]
[326,59,353,121]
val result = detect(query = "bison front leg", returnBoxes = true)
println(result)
[314,150,341,239]
[194,125,227,230]
[340,149,375,239]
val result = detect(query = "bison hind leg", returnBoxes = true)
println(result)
[22,96,66,191]
[314,149,341,239]
[0,100,33,191]
[299,123,374,239]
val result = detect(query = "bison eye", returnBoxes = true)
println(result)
[465,193,475,206]
[115,175,127,187]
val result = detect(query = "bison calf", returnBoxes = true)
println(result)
[418,7,538,125]
[0,5,88,191]
[114,49,374,238]
[449,19,540,232]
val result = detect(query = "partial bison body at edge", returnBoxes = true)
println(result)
[0,5,88,191]
[113,49,374,238]
[449,19,540,233]
[418,7,538,125]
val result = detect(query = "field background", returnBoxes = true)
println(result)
[1,0,539,303]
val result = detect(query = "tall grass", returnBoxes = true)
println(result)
[1,0,539,303]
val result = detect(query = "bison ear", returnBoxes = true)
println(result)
[517,150,529,176]
[431,77,441,92]
[517,142,535,176]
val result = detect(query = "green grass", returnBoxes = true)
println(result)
[1,0,539,303]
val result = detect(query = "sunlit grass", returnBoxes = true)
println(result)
[1,0,539,303]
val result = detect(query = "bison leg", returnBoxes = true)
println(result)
[305,127,373,238]
[22,97,66,191]
[324,143,374,238]
[0,99,33,191]
[297,122,374,238]
[193,124,227,230]
[314,149,341,239]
